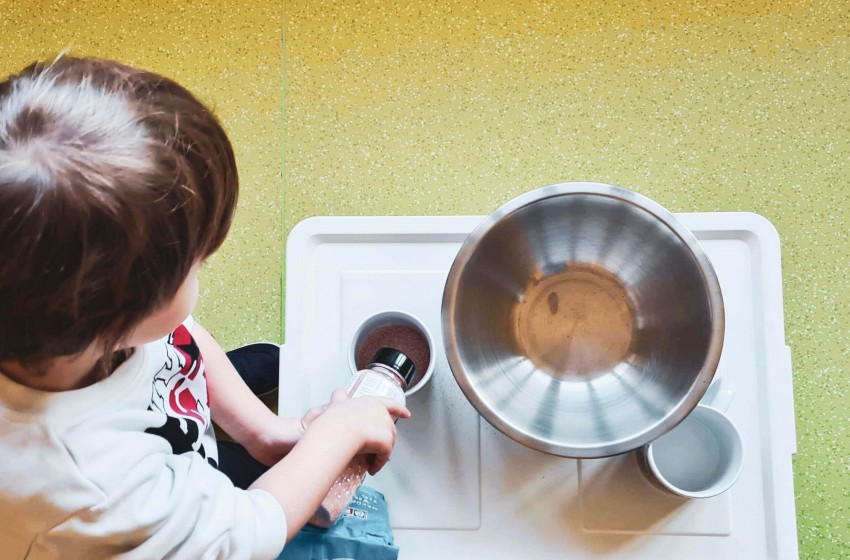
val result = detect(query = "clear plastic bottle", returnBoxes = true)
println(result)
[308,348,416,528]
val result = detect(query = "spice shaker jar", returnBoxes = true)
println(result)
[308,348,416,528]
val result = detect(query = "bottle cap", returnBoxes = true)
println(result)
[369,347,417,388]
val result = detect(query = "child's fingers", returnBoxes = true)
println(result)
[367,421,396,474]
[380,399,411,419]
[367,451,391,475]
[299,403,331,431]
[307,403,329,417]
[329,387,348,403]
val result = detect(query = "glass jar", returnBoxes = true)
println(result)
[308,348,416,528]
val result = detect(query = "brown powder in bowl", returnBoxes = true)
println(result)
[355,324,431,388]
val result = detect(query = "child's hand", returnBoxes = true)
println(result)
[299,400,332,433]
[249,389,411,540]
[308,388,411,475]
[245,417,302,466]
[247,397,334,466]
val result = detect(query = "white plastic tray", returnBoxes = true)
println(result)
[280,214,798,559]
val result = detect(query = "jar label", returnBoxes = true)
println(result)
[348,371,406,405]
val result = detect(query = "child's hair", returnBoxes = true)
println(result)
[0,56,238,366]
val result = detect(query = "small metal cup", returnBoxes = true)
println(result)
[348,310,436,396]
[637,378,744,498]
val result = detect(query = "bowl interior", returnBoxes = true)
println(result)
[445,190,721,456]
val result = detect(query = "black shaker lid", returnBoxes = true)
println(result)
[370,347,417,388]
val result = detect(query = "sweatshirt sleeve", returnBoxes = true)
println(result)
[34,451,287,560]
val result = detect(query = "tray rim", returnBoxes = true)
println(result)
[280,212,798,559]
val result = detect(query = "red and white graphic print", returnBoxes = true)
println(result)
[151,325,209,426]
[146,324,213,462]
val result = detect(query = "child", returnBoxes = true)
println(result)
[0,56,409,559]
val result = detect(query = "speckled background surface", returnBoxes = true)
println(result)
[285,1,848,558]
[0,0,283,347]
[1,0,846,557]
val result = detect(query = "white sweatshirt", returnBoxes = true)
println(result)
[0,318,287,559]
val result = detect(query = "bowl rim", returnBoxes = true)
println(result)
[348,309,437,397]
[441,181,726,458]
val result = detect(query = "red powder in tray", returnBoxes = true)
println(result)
[355,324,431,387]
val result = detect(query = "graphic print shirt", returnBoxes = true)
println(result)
[0,317,286,560]
[145,318,217,466]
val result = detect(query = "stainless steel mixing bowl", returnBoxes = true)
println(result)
[442,182,724,457]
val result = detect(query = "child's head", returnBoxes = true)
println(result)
[0,56,238,367]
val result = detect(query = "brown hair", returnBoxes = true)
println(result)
[0,56,238,365]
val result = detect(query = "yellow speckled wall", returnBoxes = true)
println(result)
[285,1,848,558]
[0,0,283,347]
[1,0,847,556]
